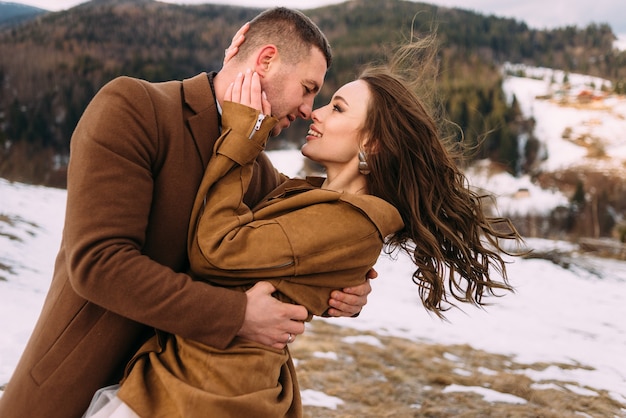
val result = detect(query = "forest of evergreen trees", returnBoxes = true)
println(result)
[0,0,624,187]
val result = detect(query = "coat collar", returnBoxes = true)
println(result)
[254,176,404,238]
[182,72,220,169]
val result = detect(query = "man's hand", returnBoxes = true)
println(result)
[327,268,377,317]
[237,281,307,349]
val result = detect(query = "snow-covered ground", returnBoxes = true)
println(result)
[615,34,626,51]
[1,66,626,411]
[1,163,626,411]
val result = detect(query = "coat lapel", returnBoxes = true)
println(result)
[182,72,220,169]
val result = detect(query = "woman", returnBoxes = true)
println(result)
[85,37,521,418]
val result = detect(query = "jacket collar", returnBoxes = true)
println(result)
[182,72,220,169]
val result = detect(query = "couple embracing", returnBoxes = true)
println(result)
[0,7,520,418]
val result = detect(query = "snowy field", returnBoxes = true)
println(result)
[1,67,626,411]
[2,171,625,411]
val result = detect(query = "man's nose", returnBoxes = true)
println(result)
[298,99,314,120]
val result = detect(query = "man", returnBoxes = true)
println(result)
[0,8,373,418]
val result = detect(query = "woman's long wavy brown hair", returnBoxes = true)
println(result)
[359,33,522,317]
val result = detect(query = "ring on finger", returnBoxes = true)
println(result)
[286,333,294,344]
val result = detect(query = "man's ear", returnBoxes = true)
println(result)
[254,45,278,77]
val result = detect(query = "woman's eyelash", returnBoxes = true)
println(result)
[333,104,342,112]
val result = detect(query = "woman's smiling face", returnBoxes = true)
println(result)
[302,80,371,171]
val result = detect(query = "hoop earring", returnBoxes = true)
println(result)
[358,150,371,175]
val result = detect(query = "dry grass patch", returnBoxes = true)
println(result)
[291,320,625,417]
[0,261,12,281]
[0,213,35,242]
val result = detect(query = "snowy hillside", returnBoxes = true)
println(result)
[468,64,626,226]
[503,63,626,174]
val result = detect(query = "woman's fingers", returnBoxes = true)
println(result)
[225,81,234,101]
[249,71,263,110]
[241,69,253,106]
[233,22,250,42]
[261,91,271,116]
[223,22,249,66]
[230,71,244,103]
[223,46,239,66]
[225,69,267,113]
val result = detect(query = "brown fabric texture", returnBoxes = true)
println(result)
[118,102,404,417]
[120,333,300,418]
[0,74,286,418]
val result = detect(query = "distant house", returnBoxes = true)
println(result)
[577,90,594,104]
[513,188,530,199]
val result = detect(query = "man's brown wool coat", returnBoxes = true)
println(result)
[0,73,285,418]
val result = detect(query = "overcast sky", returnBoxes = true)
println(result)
[10,0,626,35]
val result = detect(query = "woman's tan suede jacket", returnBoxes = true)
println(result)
[118,102,404,418]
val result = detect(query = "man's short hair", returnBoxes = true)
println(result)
[237,7,332,68]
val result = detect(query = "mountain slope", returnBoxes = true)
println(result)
[0,1,47,27]
[0,0,623,187]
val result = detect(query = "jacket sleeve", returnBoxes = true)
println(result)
[188,103,395,316]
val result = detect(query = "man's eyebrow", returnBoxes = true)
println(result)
[305,80,321,94]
